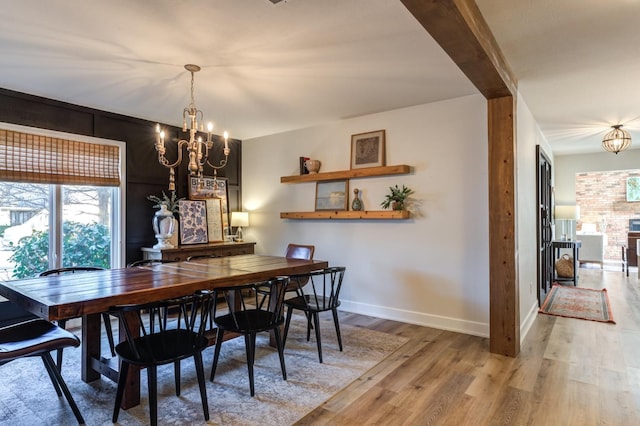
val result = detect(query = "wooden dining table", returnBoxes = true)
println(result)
[0,254,328,409]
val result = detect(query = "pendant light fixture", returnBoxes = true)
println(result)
[154,64,230,191]
[602,124,631,154]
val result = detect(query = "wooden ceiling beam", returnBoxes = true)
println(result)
[400,0,517,99]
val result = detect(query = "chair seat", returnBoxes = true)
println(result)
[0,319,80,362]
[0,318,85,424]
[285,295,341,313]
[115,329,208,365]
[215,310,282,334]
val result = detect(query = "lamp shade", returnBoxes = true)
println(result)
[231,211,249,227]
[554,205,580,220]
[602,125,631,154]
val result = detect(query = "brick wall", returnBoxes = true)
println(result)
[576,170,640,261]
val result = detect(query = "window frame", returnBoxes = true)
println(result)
[0,122,126,269]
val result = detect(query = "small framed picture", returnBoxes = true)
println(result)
[205,198,224,242]
[315,180,349,211]
[178,200,208,245]
[351,130,386,169]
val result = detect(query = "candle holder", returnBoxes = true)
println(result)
[154,64,231,190]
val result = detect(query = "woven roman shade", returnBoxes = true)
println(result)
[0,129,120,186]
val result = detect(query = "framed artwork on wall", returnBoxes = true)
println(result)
[315,180,349,211]
[178,200,208,245]
[350,129,386,169]
[188,176,230,233]
[627,177,640,201]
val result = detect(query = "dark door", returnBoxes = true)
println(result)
[537,146,553,304]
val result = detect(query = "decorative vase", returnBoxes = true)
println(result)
[352,188,364,211]
[152,204,176,249]
[305,159,321,174]
[391,201,404,211]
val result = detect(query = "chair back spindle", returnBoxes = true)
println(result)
[112,292,213,364]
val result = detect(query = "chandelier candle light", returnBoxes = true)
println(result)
[155,64,230,191]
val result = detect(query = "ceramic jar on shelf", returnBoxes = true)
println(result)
[304,159,321,174]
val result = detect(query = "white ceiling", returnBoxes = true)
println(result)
[476,0,640,155]
[0,0,638,155]
[0,0,476,140]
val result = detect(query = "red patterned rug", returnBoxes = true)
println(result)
[539,284,615,323]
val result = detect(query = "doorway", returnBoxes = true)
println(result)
[536,145,553,304]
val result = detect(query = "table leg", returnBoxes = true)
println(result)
[82,312,141,408]
[81,313,101,382]
[573,245,579,286]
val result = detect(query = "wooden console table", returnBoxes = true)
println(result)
[141,241,256,262]
[552,240,581,285]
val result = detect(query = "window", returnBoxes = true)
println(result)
[0,124,125,280]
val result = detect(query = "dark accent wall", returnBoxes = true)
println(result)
[0,87,242,265]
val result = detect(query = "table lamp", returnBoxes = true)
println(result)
[231,212,249,242]
[555,205,580,241]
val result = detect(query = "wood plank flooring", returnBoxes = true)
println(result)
[297,267,640,425]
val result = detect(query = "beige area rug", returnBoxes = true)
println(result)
[0,315,408,425]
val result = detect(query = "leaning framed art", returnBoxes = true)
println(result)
[315,180,349,211]
[351,129,385,169]
[178,200,208,245]
[205,198,224,242]
[188,176,230,232]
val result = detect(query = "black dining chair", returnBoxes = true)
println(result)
[39,266,116,370]
[109,291,214,426]
[210,277,289,396]
[0,318,85,424]
[282,266,346,363]
[186,254,220,261]
[126,259,176,267]
[257,243,315,309]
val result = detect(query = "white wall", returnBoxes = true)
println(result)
[515,95,554,339]
[555,150,640,204]
[243,94,490,336]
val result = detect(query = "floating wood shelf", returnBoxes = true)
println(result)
[281,165,411,183]
[280,210,410,220]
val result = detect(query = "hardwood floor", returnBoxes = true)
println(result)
[298,267,640,425]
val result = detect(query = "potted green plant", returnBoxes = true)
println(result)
[147,191,184,248]
[380,184,414,211]
[147,190,182,214]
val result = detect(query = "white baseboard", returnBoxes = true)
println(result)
[339,299,540,348]
[520,299,539,342]
[338,299,489,338]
